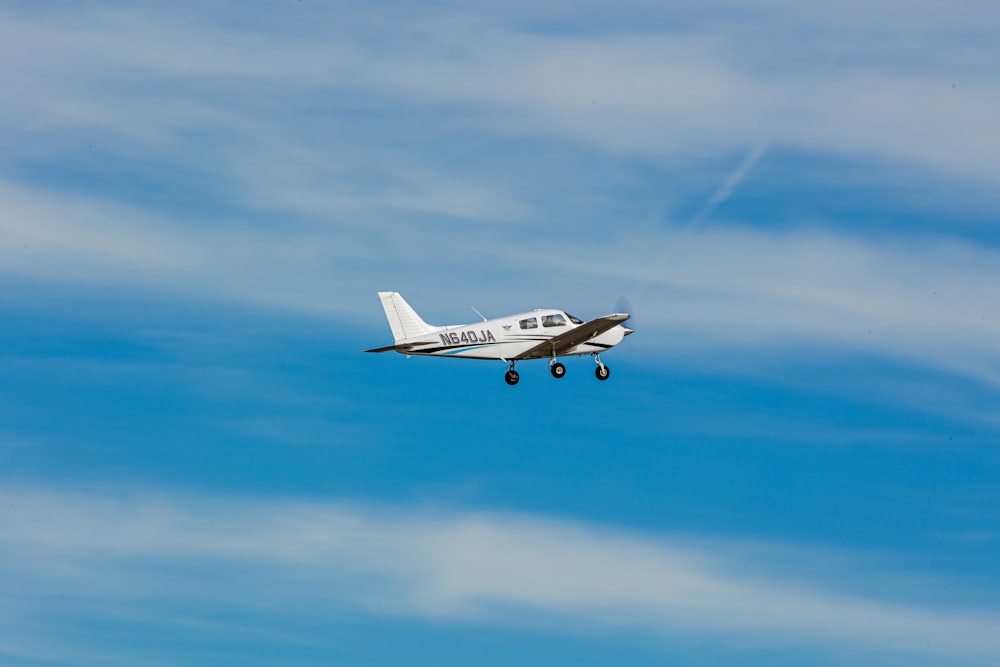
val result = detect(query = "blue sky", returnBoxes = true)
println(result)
[1,1,999,665]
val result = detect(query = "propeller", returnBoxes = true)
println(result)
[614,295,635,331]
[614,295,636,357]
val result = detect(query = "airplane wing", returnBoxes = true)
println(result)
[514,313,630,360]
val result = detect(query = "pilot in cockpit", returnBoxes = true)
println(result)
[542,313,566,327]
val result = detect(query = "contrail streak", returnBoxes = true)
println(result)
[691,140,769,226]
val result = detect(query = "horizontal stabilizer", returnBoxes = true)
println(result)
[364,343,418,354]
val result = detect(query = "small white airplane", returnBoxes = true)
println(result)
[365,292,633,385]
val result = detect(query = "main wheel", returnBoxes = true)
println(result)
[550,362,566,379]
[504,369,520,386]
[595,365,610,381]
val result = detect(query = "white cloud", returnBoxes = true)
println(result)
[1,488,997,665]
[2,2,1000,391]
[2,2,1000,184]
[3,177,999,388]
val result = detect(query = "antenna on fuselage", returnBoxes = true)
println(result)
[470,305,488,322]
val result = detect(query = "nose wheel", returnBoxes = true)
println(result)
[593,354,610,381]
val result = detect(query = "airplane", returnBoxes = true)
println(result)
[365,292,633,385]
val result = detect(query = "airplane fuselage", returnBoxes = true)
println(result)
[399,309,628,361]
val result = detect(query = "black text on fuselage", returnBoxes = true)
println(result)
[439,329,497,346]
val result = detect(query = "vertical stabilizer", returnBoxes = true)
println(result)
[377,292,438,342]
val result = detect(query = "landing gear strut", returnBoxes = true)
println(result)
[504,361,520,386]
[593,354,610,381]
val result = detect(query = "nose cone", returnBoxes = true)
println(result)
[622,327,634,336]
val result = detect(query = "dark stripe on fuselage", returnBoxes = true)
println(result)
[414,344,491,355]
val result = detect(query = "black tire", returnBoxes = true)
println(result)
[505,369,520,386]
[550,362,566,379]
[595,365,610,381]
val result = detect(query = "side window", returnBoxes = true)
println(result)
[542,313,567,327]
[519,317,538,330]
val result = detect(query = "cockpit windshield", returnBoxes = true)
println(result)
[542,313,567,327]
[565,313,584,325]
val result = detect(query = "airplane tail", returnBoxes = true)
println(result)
[376,292,439,342]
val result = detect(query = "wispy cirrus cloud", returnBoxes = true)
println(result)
[2,1,1000,392]
[2,2,1000,192]
[3,177,999,388]
[1,487,998,665]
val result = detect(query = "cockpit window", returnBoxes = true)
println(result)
[519,317,538,330]
[565,313,584,325]
[542,313,567,328]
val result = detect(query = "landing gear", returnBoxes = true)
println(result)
[503,357,611,384]
[504,361,520,386]
[593,354,610,381]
